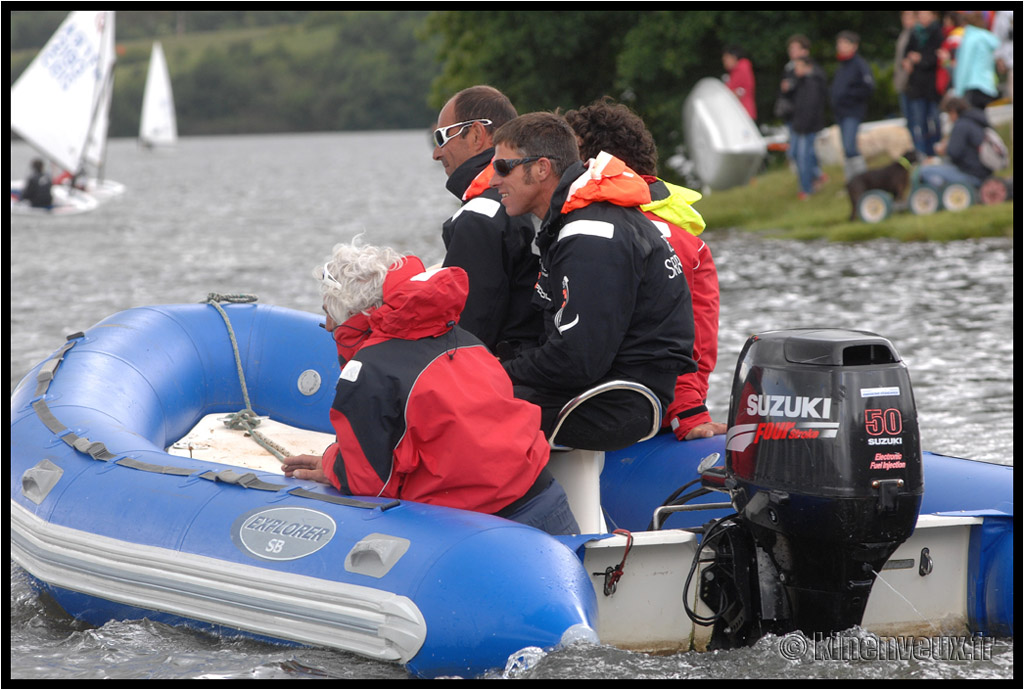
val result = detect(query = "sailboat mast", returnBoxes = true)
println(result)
[83,11,117,182]
[86,61,116,181]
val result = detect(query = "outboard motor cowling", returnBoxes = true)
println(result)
[715,329,923,642]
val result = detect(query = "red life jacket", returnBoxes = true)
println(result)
[560,152,653,214]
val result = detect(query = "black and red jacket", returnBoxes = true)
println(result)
[441,148,543,356]
[503,153,697,407]
[320,256,550,514]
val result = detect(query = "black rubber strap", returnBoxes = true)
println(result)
[28,330,401,513]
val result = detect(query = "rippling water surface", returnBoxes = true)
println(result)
[9,133,1014,680]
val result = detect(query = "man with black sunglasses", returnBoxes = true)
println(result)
[490,112,697,451]
[432,85,543,359]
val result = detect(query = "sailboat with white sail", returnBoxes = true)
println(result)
[139,41,178,150]
[10,10,124,214]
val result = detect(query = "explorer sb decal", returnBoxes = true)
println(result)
[232,506,336,561]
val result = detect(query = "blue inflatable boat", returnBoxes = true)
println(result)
[10,300,1014,677]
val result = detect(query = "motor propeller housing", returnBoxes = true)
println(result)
[705,329,923,645]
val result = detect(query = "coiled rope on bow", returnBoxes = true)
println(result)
[202,293,292,462]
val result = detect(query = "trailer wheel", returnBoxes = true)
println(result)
[909,185,941,215]
[979,177,1009,205]
[941,183,974,212]
[857,190,893,223]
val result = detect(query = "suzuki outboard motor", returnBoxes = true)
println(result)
[699,329,923,647]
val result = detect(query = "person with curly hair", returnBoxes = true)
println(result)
[563,98,725,442]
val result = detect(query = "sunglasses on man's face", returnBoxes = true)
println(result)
[432,118,492,148]
[492,156,559,177]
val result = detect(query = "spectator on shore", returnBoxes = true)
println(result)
[936,11,965,98]
[992,10,1013,102]
[789,56,828,200]
[946,11,1001,110]
[722,45,757,121]
[894,11,918,120]
[777,35,811,175]
[831,30,875,181]
[903,10,944,155]
[920,97,997,189]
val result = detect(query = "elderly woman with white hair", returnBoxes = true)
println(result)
[282,240,579,536]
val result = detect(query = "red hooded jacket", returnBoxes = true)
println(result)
[727,57,758,121]
[319,256,550,514]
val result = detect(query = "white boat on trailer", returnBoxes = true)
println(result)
[682,77,767,191]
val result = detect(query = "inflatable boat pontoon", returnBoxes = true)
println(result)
[10,300,1013,677]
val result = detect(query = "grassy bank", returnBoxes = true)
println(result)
[695,125,1014,242]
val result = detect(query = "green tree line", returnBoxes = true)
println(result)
[8,11,313,50]
[425,11,917,162]
[13,11,975,167]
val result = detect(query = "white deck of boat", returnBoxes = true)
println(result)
[167,414,335,474]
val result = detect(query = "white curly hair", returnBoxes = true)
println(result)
[315,239,406,324]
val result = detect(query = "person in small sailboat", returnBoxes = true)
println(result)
[21,159,53,208]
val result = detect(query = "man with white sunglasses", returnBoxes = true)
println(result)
[432,85,543,360]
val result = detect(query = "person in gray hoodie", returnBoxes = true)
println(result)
[919,97,995,189]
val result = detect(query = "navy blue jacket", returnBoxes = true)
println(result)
[831,53,875,120]
[23,171,53,208]
[790,62,828,134]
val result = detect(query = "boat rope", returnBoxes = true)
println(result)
[593,529,633,596]
[201,293,293,462]
[27,330,399,513]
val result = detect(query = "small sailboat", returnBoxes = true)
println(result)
[9,181,100,217]
[10,10,125,213]
[139,41,178,150]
